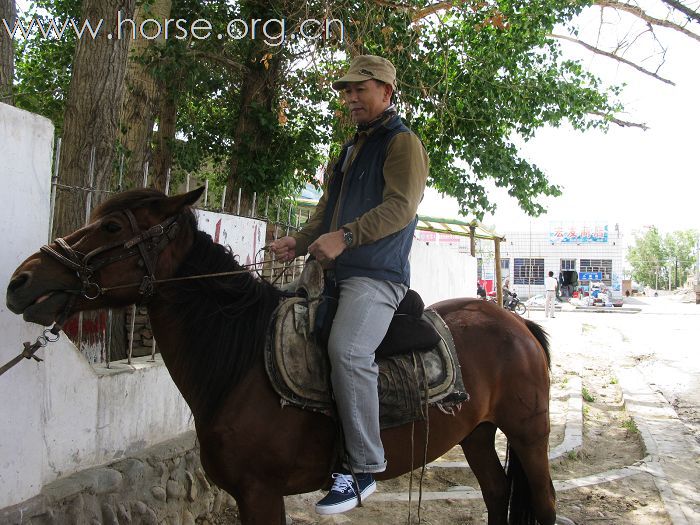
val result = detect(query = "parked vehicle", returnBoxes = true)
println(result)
[504,291,527,315]
[487,290,528,315]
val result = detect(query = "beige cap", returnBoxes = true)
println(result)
[332,55,397,90]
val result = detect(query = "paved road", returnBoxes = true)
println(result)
[527,294,700,524]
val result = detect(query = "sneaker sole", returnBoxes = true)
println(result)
[315,481,377,515]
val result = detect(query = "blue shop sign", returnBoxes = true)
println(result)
[579,272,603,281]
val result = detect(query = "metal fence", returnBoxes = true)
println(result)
[48,139,311,366]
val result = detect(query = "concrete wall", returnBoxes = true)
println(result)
[0,103,193,509]
[410,239,477,306]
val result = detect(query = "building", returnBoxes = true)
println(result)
[475,221,626,300]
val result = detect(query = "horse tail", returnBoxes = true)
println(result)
[505,443,538,525]
[523,319,551,369]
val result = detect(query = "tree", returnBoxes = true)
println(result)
[52,0,136,238]
[12,0,700,219]
[628,228,698,289]
[664,230,698,288]
[0,0,16,105]
[119,0,172,190]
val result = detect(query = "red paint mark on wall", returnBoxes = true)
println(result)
[63,312,107,338]
[214,219,222,244]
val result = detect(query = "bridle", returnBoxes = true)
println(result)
[2,207,300,377]
[1,209,181,377]
[40,209,181,302]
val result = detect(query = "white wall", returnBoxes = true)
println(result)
[1,102,58,508]
[410,239,477,306]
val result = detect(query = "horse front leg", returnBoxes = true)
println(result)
[235,484,286,525]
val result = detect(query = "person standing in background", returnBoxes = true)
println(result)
[545,270,557,318]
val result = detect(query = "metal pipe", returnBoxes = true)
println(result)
[221,185,227,210]
[236,188,242,215]
[117,153,124,191]
[127,304,136,365]
[251,192,257,217]
[264,196,270,220]
[47,137,61,243]
[85,147,96,224]
[165,168,171,196]
[285,203,293,236]
[105,309,112,368]
[186,173,190,192]
[143,161,149,188]
[204,179,209,207]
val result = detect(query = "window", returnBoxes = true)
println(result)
[500,259,511,284]
[477,258,483,280]
[579,258,613,285]
[514,258,544,285]
[560,259,576,271]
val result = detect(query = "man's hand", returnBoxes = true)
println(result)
[308,230,347,263]
[268,236,297,262]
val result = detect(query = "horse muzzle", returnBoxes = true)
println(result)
[6,271,72,326]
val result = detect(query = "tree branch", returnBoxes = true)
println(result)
[188,51,248,74]
[590,110,649,130]
[659,0,700,25]
[412,1,455,22]
[595,0,700,43]
[551,33,676,85]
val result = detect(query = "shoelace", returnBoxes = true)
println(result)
[330,473,356,494]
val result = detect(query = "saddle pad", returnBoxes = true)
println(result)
[264,299,469,429]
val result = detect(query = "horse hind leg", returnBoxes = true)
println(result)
[506,436,556,525]
[461,422,508,525]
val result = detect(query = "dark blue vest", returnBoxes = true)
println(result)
[322,115,417,285]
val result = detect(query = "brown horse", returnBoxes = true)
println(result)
[6,188,557,525]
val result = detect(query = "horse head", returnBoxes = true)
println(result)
[6,187,204,326]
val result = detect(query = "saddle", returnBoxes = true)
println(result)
[264,262,469,429]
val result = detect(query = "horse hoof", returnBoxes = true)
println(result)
[555,516,577,525]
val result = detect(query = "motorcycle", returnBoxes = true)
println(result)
[485,290,527,315]
[503,291,527,315]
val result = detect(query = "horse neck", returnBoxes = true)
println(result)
[144,231,282,423]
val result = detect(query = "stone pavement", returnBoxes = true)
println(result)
[617,366,700,524]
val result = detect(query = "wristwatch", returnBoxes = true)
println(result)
[342,228,353,247]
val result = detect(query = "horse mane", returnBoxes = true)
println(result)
[523,319,551,369]
[91,188,168,219]
[157,226,283,423]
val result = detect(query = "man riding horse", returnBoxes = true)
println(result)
[270,54,429,515]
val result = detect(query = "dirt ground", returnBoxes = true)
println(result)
[208,296,700,524]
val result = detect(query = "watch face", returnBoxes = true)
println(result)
[344,230,353,246]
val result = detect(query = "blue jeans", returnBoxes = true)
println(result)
[328,276,407,473]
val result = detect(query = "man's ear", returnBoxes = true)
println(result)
[156,187,205,216]
[384,83,393,103]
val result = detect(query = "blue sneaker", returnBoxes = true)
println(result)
[315,472,377,515]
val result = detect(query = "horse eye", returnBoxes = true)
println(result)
[101,221,122,234]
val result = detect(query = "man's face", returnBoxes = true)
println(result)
[341,80,392,125]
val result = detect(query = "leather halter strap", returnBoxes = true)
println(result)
[40,210,180,301]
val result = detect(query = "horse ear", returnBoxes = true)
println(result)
[157,187,205,216]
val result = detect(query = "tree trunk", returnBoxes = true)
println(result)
[225,42,282,213]
[119,0,172,189]
[151,85,177,192]
[0,0,16,105]
[53,0,136,238]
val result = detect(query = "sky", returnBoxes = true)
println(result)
[419,5,700,237]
